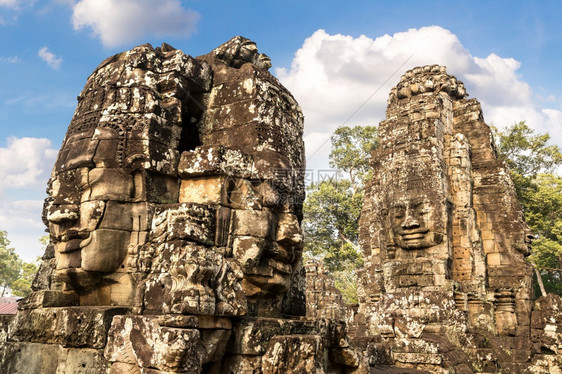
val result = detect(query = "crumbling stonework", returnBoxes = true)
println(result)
[2,40,561,373]
[0,37,356,373]
[354,65,562,372]
[305,259,347,321]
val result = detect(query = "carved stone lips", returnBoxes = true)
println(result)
[62,238,81,253]
[267,259,292,275]
[400,229,429,241]
[59,232,91,253]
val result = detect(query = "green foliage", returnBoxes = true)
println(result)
[39,234,49,249]
[333,269,360,305]
[525,174,562,296]
[495,121,562,177]
[304,179,364,271]
[524,174,562,241]
[494,122,562,296]
[0,230,22,297]
[303,125,378,304]
[11,261,39,297]
[0,230,41,297]
[329,126,378,187]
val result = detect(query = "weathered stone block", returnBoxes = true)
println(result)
[0,342,65,374]
[10,307,128,348]
[178,145,254,178]
[17,290,79,309]
[229,318,325,356]
[179,176,225,204]
[59,348,108,373]
[261,335,327,373]
[104,315,205,372]
[232,208,276,239]
[87,168,134,201]
[152,203,216,246]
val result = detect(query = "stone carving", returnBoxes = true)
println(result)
[209,35,272,70]
[352,65,562,372]
[0,37,356,373]
[3,42,561,373]
[387,192,444,250]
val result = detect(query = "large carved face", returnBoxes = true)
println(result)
[44,39,304,317]
[213,173,303,298]
[239,210,303,294]
[45,127,143,289]
[388,192,444,250]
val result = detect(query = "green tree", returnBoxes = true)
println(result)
[525,174,562,296]
[304,179,364,271]
[303,125,378,303]
[0,230,22,297]
[329,126,379,190]
[11,261,39,297]
[494,122,562,296]
[495,121,562,177]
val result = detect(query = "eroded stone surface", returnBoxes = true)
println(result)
[350,65,561,372]
[1,37,352,374]
[4,41,560,373]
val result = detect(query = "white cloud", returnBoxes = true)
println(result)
[0,0,18,8]
[0,199,46,262]
[0,0,35,24]
[0,56,20,63]
[0,137,57,190]
[71,0,200,48]
[38,46,62,70]
[0,137,56,261]
[277,26,562,171]
[0,0,36,13]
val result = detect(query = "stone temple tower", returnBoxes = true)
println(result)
[356,65,536,371]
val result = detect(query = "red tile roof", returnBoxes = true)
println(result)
[0,297,22,315]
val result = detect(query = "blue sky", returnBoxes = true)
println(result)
[1,0,562,261]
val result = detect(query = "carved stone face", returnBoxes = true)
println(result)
[389,193,443,250]
[239,211,303,294]
[46,130,140,289]
[212,36,272,70]
[223,176,303,298]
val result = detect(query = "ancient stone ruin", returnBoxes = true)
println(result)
[351,65,562,372]
[0,37,356,373]
[0,38,561,373]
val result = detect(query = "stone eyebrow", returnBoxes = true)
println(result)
[411,199,427,208]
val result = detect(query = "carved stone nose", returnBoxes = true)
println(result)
[401,214,420,229]
[47,204,79,224]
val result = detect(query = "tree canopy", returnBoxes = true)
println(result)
[0,230,22,297]
[494,121,562,296]
[329,126,379,189]
[303,125,378,303]
[0,230,40,297]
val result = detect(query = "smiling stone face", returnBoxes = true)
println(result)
[45,127,141,290]
[46,159,138,287]
[389,194,443,250]
[42,43,204,299]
